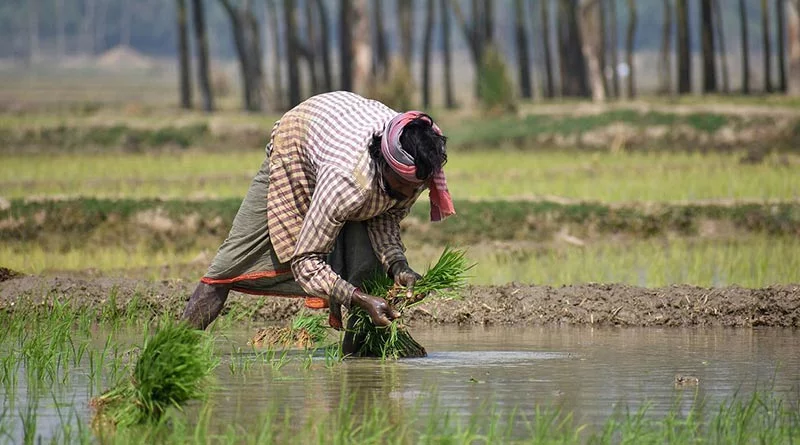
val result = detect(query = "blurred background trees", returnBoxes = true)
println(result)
[4,0,800,112]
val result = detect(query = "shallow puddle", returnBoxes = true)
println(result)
[4,325,799,440]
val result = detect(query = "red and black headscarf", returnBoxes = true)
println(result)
[380,111,455,221]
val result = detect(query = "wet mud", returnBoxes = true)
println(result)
[1,275,797,328]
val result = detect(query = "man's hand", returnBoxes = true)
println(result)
[351,290,401,327]
[389,260,423,299]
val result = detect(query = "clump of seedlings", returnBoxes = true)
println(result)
[90,322,218,428]
[347,247,472,359]
[249,312,330,349]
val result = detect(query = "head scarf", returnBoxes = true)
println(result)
[380,111,455,221]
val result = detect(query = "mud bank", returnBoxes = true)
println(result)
[1,275,797,328]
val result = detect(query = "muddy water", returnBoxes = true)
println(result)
[4,326,800,441]
[214,326,800,430]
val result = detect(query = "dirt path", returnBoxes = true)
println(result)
[1,274,797,328]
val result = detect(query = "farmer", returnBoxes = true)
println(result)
[180,91,453,341]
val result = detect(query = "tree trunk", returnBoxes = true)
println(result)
[515,0,532,99]
[266,0,284,109]
[284,0,301,106]
[712,0,729,93]
[598,0,609,97]
[558,0,589,97]
[762,0,773,93]
[676,0,691,94]
[482,0,494,45]
[540,0,556,98]
[398,0,414,67]
[351,0,371,95]
[658,0,672,94]
[176,0,193,109]
[788,0,800,95]
[448,0,486,96]
[608,0,621,98]
[700,0,716,93]
[422,0,435,107]
[580,0,605,102]
[625,0,637,98]
[315,0,333,91]
[191,0,214,112]
[340,0,353,91]
[95,0,108,53]
[373,0,390,79]
[220,0,264,112]
[27,0,39,64]
[440,0,456,108]
[776,0,788,92]
[305,2,320,94]
[739,0,750,93]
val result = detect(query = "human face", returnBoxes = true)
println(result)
[381,163,426,201]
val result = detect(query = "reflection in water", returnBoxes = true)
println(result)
[3,326,799,440]
[212,326,800,431]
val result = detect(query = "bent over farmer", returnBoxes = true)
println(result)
[181,91,454,343]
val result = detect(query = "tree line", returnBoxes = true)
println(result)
[7,0,800,112]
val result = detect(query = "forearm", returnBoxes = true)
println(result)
[291,253,356,306]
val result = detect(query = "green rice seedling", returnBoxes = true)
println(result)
[90,322,218,428]
[249,312,330,350]
[347,247,472,359]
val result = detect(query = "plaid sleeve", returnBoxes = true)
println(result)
[366,205,411,273]
[290,167,365,303]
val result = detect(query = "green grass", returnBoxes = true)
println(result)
[422,235,800,288]
[2,150,797,202]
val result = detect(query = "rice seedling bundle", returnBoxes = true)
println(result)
[90,322,218,428]
[249,312,330,349]
[347,247,472,359]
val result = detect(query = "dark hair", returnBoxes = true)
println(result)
[369,115,448,181]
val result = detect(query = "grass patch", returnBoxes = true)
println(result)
[2,150,797,202]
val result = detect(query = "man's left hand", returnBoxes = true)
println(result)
[389,260,423,299]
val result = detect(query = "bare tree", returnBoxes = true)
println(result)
[314,0,333,91]
[304,1,320,94]
[739,0,750,93]
[580,0,605,102]
[540,0,556,98]
[440,0,456,108]
[220,0,265,111]
[515,0,532,99]
[120,0,131,47]
[351,0,371,95]
[266,0,284,108]
[176,0,193,109]
[608,0,621,98]
[788,0,800,95]
[340,0,353,91]
[373,0,390,79]
[762,0,773,93]
[398,0,414,66]
[700,0,716,93]
[422,0,436,107]
[283,0,301,106]
[624,0,636,98]
[676,0,691,94]
[558,0,589,97]
[658,0,672,94]
[712,0,729,93]
[191,0,214,112]
[448,0,491,95]
[776,0,788,92]
[82,0,96,55]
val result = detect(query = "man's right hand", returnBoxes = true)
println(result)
[351,290,401,327]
